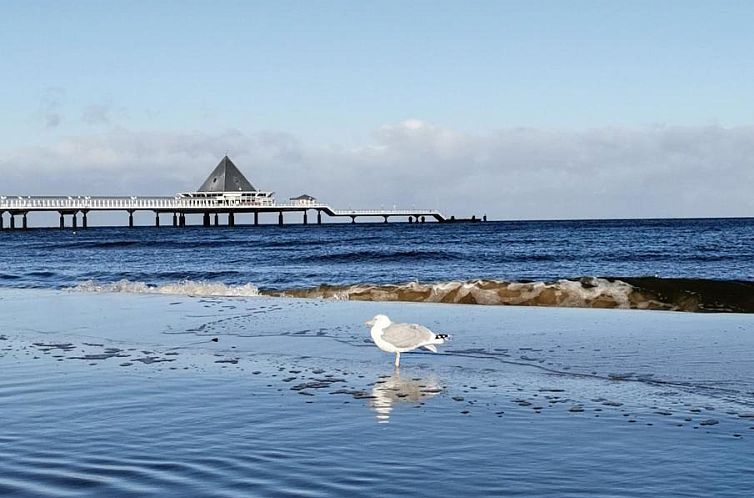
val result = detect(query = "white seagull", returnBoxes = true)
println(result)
[365,314,449,367]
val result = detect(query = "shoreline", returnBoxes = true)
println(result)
[59,275,754,313]
[2,288,753,496]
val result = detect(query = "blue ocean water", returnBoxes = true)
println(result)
[1,218,753,290]
[2,219,754,497]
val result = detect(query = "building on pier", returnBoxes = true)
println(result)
[289,194,317,206]
[179,155,274,205]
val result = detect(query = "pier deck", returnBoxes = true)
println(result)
[0,195,446,228]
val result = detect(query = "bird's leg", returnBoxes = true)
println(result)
[395,352,400,367]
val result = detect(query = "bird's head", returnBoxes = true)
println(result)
[365,314,391,328]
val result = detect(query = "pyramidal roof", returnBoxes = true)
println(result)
[197,156,257,192]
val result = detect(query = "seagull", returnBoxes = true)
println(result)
[365,314,449,367]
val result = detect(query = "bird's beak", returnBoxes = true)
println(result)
[365,319,375,327]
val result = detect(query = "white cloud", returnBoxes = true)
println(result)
[1,122,752,219]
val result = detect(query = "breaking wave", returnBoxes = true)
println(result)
[67,277,754,313]
[71,279,261,297]
[274,278,638,308]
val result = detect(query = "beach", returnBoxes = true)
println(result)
[4,1,754,496]
[2,288,753,496]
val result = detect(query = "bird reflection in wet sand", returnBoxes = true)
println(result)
[369,371,442,423]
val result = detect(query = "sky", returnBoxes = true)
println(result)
[1,0,753,220]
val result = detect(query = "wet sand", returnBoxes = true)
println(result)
[1,288,753,496]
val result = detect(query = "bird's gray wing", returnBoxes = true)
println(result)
[382,323,434,349]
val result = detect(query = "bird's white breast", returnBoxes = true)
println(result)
[370,325,398,353]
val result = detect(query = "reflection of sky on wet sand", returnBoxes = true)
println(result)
[369,370,442,423]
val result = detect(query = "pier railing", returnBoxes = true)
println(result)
[331,208,437,216]
[0,195,444,220]
[0,196,277,210]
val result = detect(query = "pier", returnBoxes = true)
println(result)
[0,156,447,229]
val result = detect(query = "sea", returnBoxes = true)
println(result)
[2,217,754,497]
[1,217,753,311]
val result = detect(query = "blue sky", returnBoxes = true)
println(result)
[1,1,753,219]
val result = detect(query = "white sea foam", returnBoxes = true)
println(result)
[70,279,261,297]
[277,278,640,308]
[67,277,702,311]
